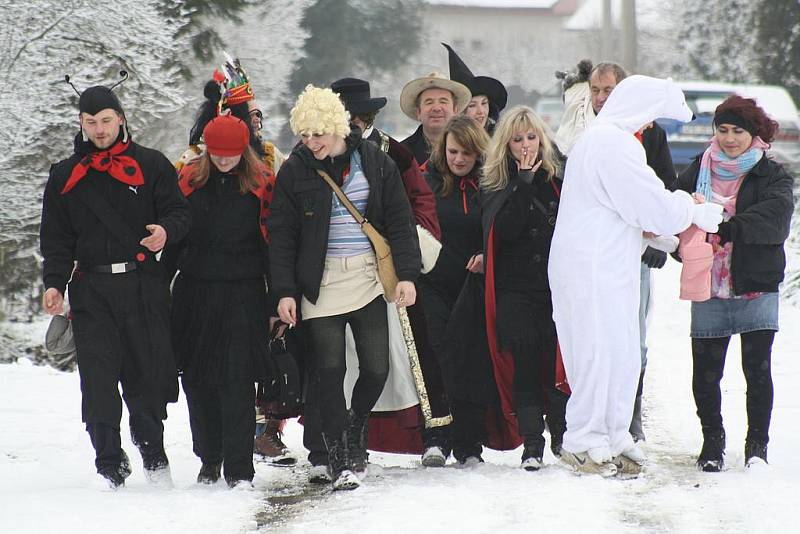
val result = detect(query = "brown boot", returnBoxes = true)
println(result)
[254,418,296,466]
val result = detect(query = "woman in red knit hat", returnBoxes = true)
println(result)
[163,114,279,488]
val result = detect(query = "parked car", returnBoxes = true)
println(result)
[535,95,564,132]
[656,81,800,174]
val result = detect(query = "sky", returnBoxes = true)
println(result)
[2,259,798,533]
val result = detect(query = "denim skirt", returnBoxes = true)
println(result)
[690,292,779,338]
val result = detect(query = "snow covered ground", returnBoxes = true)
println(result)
[1,260,798,533]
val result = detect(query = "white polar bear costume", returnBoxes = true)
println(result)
[548,75,697,461]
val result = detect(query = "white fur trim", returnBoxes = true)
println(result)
[417,225,442,274]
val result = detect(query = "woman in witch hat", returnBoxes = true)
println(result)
[443,43,508,135]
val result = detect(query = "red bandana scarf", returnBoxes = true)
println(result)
[62,140,144,194]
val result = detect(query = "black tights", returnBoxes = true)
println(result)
[306,297,390,437]
[692,330,775,443]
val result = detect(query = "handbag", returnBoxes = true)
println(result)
[45,311,77,370]
[317,169,399,302]
[678,224,713,302]
[258,321,302,417]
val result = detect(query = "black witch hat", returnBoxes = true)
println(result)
[442,43,507,120]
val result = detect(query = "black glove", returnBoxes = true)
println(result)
[641,246,667,269]
[715,221,733,245]
[518,169,535,185]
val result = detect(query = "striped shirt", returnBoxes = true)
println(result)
[327,151,372,257]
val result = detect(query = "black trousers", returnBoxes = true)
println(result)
[450,398,487,462]
[182,378,256,482]
[692,330,775,443]
[416,278,454,452]
[69,270,176,472]
[306,296,390,438]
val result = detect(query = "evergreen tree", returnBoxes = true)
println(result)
[752,0,800,104]
[279,0,422,144]
[675,0,760,83]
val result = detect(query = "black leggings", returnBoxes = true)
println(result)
[306,297,390,437]
[692,330,775,442]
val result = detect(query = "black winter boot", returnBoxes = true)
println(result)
[197,462,222,484]
[545,387,568,458]
[323,431,360,491]
[745,439,768,467]
[346,410,370,474]
[98,449,132,489]
[697,427,726,472]
[517,405,546,471]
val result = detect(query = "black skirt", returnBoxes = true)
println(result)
[171,273,270,385]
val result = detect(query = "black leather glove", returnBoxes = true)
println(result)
[518,169,535,185]
[641,246,667,269]
[715,221,733,245]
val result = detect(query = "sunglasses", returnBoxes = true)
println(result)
[249,109,263,120]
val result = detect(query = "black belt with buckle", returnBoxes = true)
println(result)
[85,262,138,274]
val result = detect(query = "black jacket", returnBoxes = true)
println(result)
[40,137,191,293]
[642,122,676,188]
[401,125,432,167]
[268,130,420,304]
[483,159,562,301]
[423,165,482,300]
[674,155,794,294]
[163,169,268,282]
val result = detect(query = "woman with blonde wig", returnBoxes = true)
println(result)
[267,85,420,490]
[480,105,568,471]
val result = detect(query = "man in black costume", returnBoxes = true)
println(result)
[40,81,190,488]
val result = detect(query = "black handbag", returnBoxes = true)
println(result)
[258,321,302,417]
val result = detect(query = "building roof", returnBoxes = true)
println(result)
[565,0,666,31]
[426,0,559,8]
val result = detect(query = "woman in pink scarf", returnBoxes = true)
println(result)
[673,95,794,472]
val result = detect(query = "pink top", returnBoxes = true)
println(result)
[708,176,760,300]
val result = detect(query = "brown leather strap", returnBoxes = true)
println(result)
[316,169,367,225]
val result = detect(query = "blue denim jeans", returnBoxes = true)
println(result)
[639,262,651,370]
[691,292,779,338]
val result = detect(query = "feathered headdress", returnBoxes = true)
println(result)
[213,52,254,114]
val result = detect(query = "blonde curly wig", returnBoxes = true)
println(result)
[289,84,350,138]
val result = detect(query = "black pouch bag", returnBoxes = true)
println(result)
[258,321,302,418]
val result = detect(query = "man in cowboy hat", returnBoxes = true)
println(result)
[442,43,508,134]
[40,83,191,488]
[399,72,471,167]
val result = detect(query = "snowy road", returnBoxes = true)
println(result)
[1,260,798,533]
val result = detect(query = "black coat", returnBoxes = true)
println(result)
[401,125,432,167]
[482,159,561,350]
[40,137,191,293]
[268,131,420,304]
[642,122,676,188]
[674,155,794,294]
[163,168,269,283]
[423,165,483,300]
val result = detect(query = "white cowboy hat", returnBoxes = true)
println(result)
[399,72,472,121]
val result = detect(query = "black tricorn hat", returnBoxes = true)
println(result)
[330,77,387,115]
[442,43,508,118]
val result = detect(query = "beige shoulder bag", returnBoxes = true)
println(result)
[317,170,399,302]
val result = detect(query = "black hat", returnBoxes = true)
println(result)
[442,43,507,118]
[78,86,125,116]
[330,78,387,115]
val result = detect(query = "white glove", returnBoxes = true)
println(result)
[691,202,724,233]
